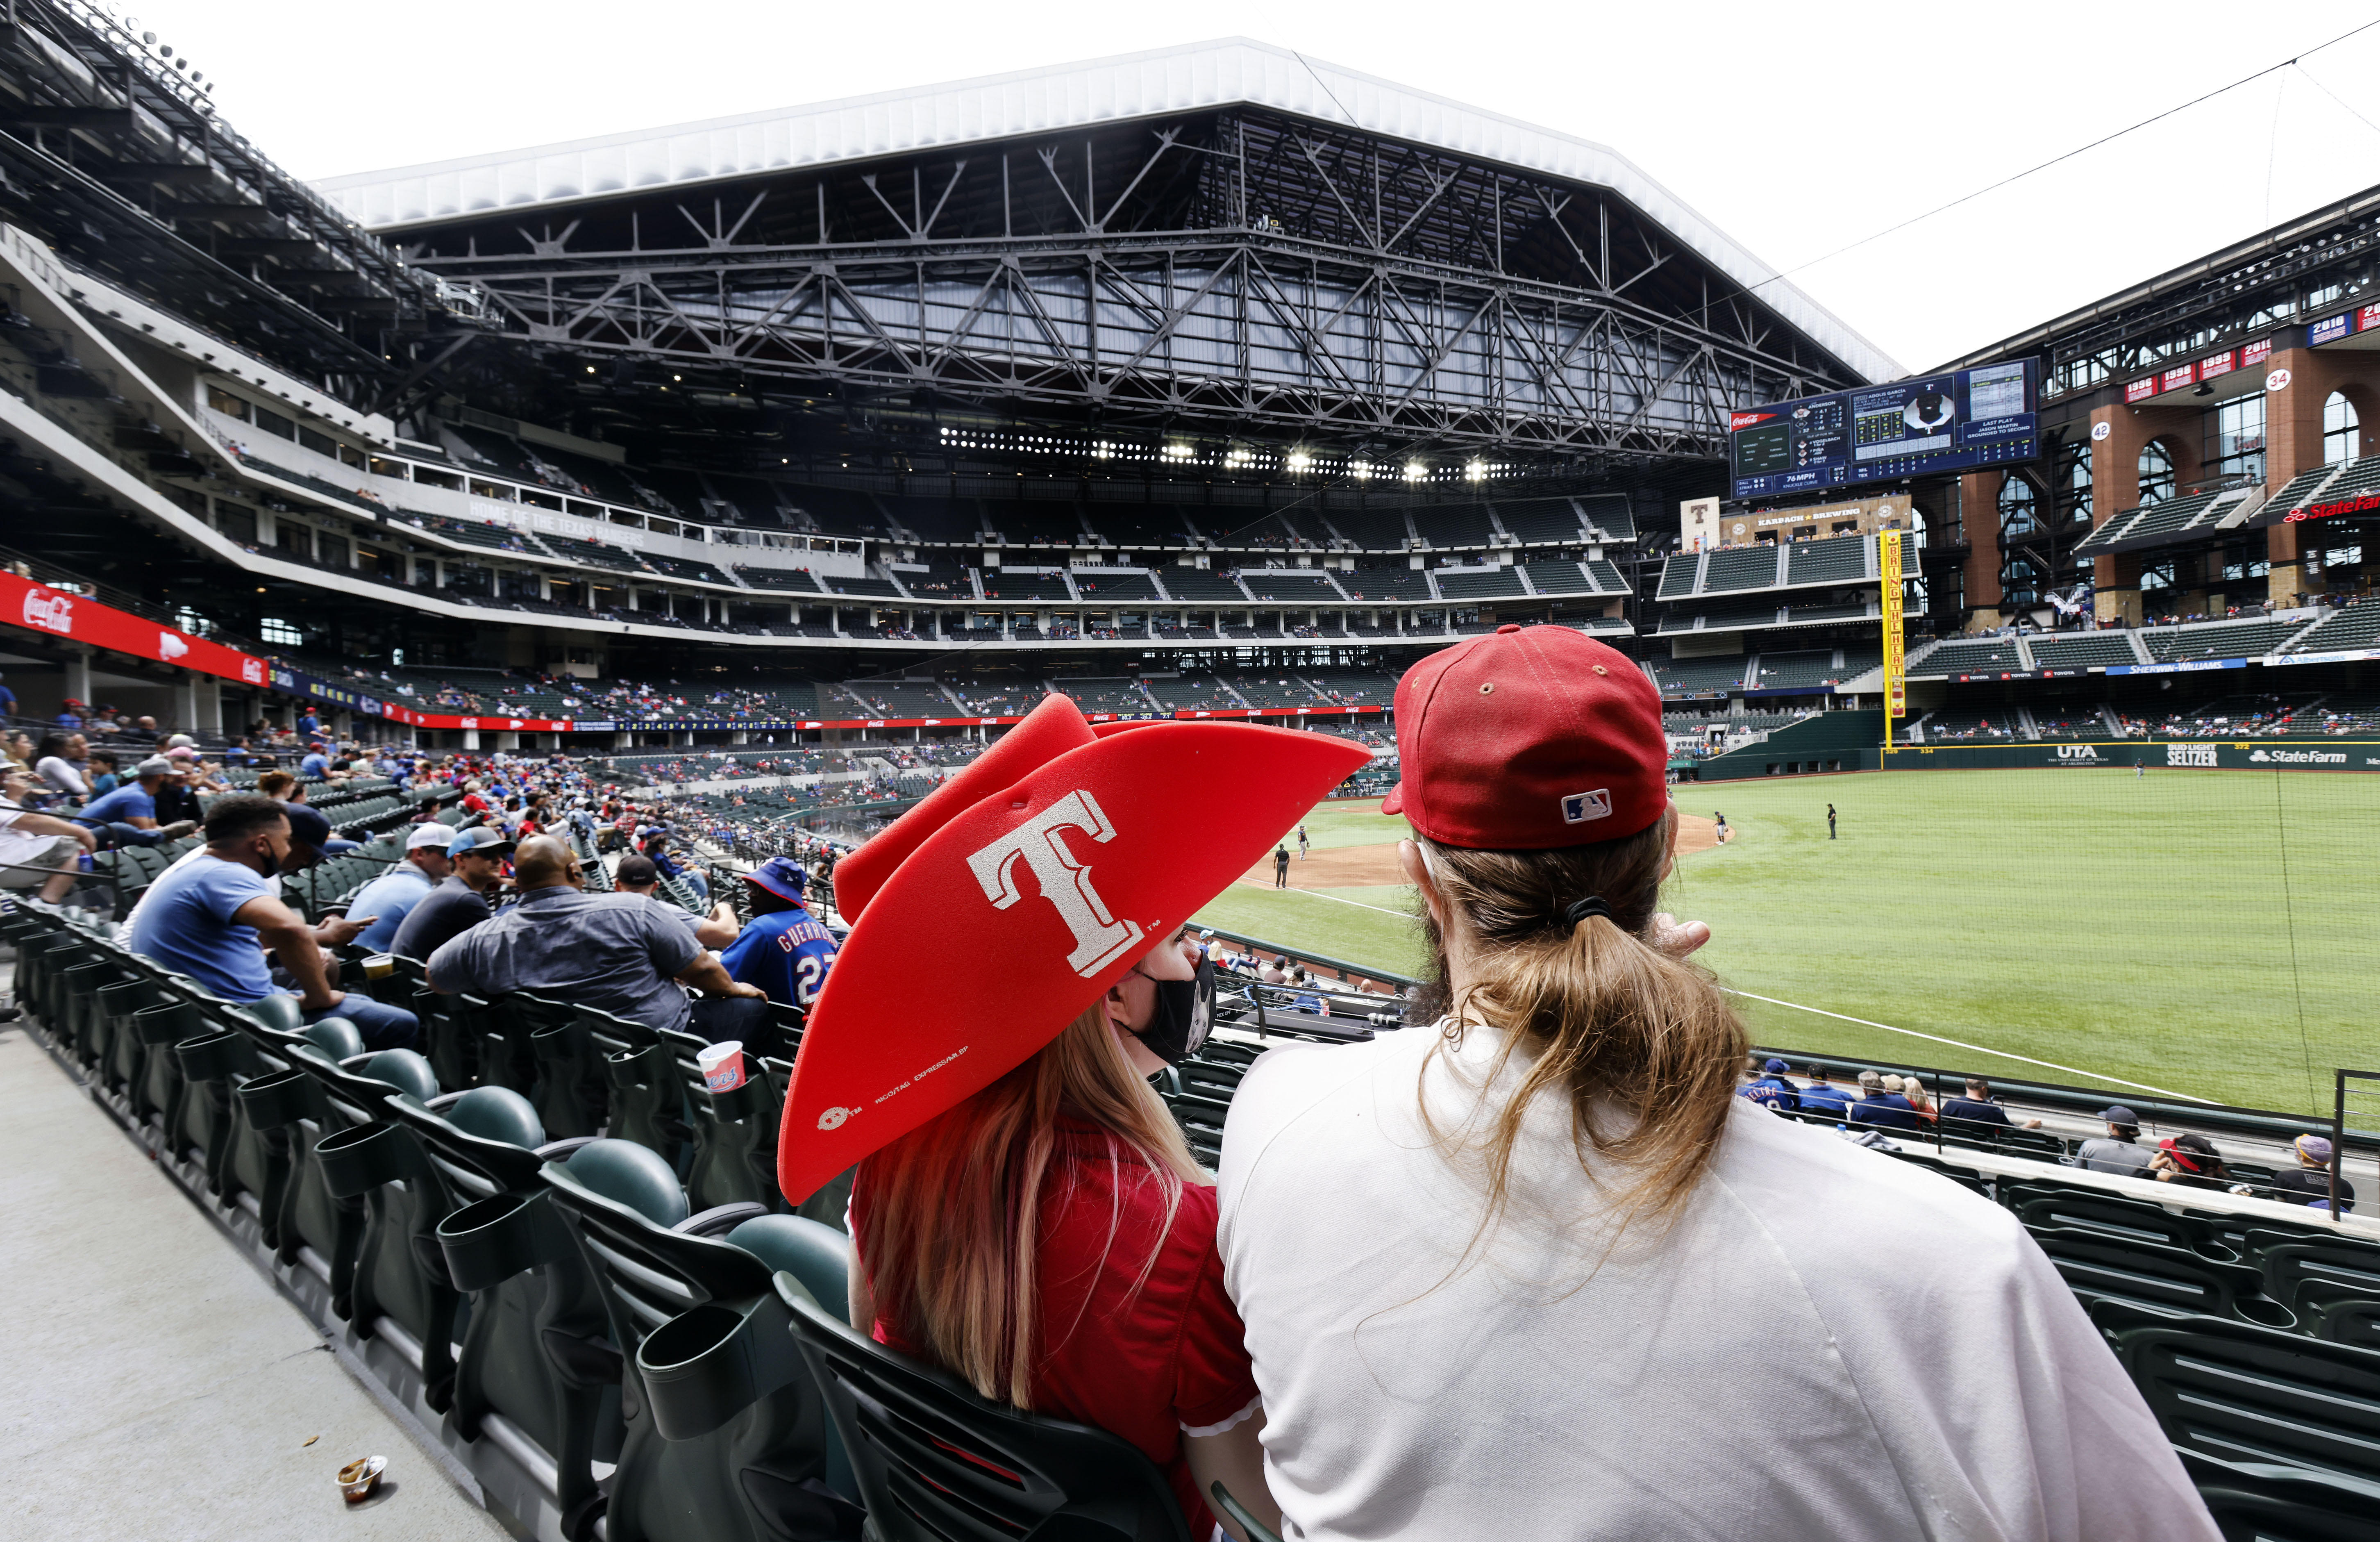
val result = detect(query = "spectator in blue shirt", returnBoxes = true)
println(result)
[1847,1070,1921,1131]
[719,857,839,1013]
[85,750,119,797]
[299,709,320,738]
[1797,1066,1855,1118]
[126,794,417,1050]
[1939,1078,2043,1135]
[614,853,740,948]
[339,822,457,952]
[79,757,198,846]
[300,742,332,780]
[1737,1057,1801,1112]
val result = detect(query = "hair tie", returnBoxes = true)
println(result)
[1563,897,1612,927]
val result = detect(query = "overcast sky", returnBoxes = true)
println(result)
[113,0,2380,375]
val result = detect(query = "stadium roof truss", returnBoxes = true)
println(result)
[352,52,1878,466]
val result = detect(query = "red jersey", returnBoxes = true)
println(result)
[854,1117,1258,1537]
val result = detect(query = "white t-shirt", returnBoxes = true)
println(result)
[1216,1022,2216,1542]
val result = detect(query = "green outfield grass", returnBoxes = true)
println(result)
[1192,771,2377,1118]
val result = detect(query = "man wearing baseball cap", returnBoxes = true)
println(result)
[390,825,511,960]
[718,857,838,1009]
[75,755,199,846]
[1738,1056,1802,1112]
[615,853,741,948]
[339,821,458,953]
[2077,1105,2157,1178]
[1213,623,2216,1540]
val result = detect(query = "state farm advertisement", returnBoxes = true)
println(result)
[0,571,270,687]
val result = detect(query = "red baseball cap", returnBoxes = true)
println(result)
[1383,624,1668,848]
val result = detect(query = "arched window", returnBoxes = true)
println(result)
[2137,441,2176,506]
[2324,391,2360,465]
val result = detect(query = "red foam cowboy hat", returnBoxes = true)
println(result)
[776,695,1365,1202]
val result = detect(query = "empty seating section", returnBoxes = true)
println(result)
[1585,557,1628,591]
[1339,567,1430,601]
[887,498,987,542]
[2284,599,2380,653]
[1783,600,1872,623]
[707,475,786,525]
[839,682,958,719]
[1701,544,1786,593]
[1070,570,1162,601]
[1210,509,1304,546]
[1158,568,1251,601]
[1522,560,1594,595]
[1656,554,1702,598]
[977,570,1074,602]
[892,562,971,598]
[1492,497,1588,543]
[1323,507,1413,547]
[1232,675,1324,707]
[2026,632,2142,669]
[535,532,644,571]
[1238,571,1344,603]
[1574,494,1636,542]
[1651,655,1749,694]
[1088,505,1195,548]
[2267,465,2339,514]
[1303,670,1396,705]
[986,500,1087,544]
[2109,490,2222,546]
[1047,680,1150,714]
[1432,568,1524,600]
[628,466,711,519]
[2146,619,2307,661]
[2311,453,2380,504]
[1784,534,1869,586]
[398,512,540,554]
[1915,637,2025,674]
[1682,599,1784,631]
[640,555,731,585]
[1753,650,1849,688]
[1409,505,1496,547]
[815,575,902,599]
[1142,675,1242,711]
[446,423,537,478]
[781,485,885,537]
[736,565,823,592]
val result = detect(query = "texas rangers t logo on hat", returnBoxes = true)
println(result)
[1561,789,1612,824]
[966,788,1142,976]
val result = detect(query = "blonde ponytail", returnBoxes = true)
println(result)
[1416,804,1747,1250]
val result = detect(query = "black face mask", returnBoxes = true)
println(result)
[1129,957,1215,1066]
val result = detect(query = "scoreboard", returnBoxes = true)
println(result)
[1729,359,2038,499]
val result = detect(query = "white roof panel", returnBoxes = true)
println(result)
[316,38,1895,382]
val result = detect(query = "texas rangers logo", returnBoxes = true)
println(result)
[1560,788,1612,824]
[966,788,1144,976]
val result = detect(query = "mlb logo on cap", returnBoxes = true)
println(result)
[1560,789,1612,824]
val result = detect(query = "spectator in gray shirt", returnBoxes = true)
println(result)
[425,835,765,1039]
[2076,1105,2157,1179]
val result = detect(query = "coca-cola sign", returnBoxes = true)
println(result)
[22,587,73,633]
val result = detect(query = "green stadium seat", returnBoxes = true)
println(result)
[540,1142,846,1541]
[2006,1183,2241,1261]
[2180,1451,2380,1542]
[2241,1228,2380,1319]
[2028,1226,2292,1327]
[2096,1305,2380,1487]
[782,1286,1193,1542]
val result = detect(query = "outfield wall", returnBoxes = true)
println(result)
[1693,739,2380,778]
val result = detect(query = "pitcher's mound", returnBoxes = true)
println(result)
[1676,813,1721,855]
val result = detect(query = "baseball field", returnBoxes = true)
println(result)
[1190,768,2378,1119]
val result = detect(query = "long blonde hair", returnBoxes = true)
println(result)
[1417,805,1747,1253]
[854,1003,1204,1407]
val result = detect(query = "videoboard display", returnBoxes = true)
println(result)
[1729,359,2038,499]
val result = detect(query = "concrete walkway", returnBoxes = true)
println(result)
[0,1021,509,1540]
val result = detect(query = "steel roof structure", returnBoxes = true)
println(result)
[318,40,1893,468]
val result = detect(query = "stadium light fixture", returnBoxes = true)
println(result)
[1286,450,1312,473]
[1404,462,1426,481]
[1464,460,1486,480]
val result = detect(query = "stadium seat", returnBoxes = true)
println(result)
[781,1286,1193,1542]
[2028,1226,2292,1327]
[431,1118,622,1538]
[2180,1451,2380,1542]
[2005,1182,2242,1261]
[2242,1231,2380,1324]
[541,1141,845,1542]
[2094,1304,2380,1487]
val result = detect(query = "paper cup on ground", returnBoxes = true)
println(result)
[697,1040,746,1093]
[336,1454,386,1504]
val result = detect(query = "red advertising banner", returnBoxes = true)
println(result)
[0,571,270,687]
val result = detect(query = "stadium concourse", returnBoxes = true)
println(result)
[6,1,2380,1535]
